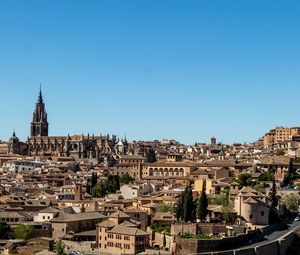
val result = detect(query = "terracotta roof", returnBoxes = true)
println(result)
[37,206,60,214]
[152,212,176,221]
[123,207,145,213]
[51,211,106,223]
[97,219,116,228]
[109,211,130,219]
[108,225,149,236]
[240,192,264,198]
[119,220,140,228]
[243,197,259,204]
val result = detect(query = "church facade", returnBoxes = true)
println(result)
[7,89,128,164]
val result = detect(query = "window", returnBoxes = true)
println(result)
[261,211,264,216]
[249,214,253,219]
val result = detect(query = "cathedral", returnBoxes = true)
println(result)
[7,89,128,164]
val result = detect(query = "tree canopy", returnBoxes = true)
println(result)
[92,174,120,198]
[237,173,253,187]
[270,178,278,208]
[55,239,66,255]
[15,224,36,240]
[282,194,300,213]
[175,185,196,223]
[119,173,134,184]
[197,183,208,222]
[0,221,14,239]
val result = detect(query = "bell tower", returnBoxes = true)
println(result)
[30,85,49,137]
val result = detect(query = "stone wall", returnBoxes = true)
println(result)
[254,240,279,255]
[171,223,244,237]
[175,224,300,255]
[175,231,259,255]
[234,247,256,255]
[171,223,198,235]
[278,231,295,255]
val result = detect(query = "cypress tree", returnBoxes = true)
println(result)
[86,180,91,195]
[116,174,120,190]
[183,185,194,223]
[176,191,184,221]
[147,149,157,163]
[197,180,208,222]
[91,172,98,189]
[270,178,278,208]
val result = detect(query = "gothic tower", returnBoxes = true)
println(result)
[30,86,49,137]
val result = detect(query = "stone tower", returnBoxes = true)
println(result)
[31,86,49,137]
[74,183,83,201]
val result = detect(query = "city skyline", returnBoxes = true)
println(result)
[1,85,299,145]
[1,1,300,144]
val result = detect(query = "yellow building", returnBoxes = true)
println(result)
[263,127,300,147]
[194,177,213,195]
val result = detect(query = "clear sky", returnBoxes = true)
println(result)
[0,0,300,145]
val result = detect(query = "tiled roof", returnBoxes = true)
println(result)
[51,211,106,223]
[108,225,149,236]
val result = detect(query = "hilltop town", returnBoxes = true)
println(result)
[0,90,299,255]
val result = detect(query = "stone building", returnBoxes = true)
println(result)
[234,187,269,226]
[50,211,106,239]
[96,211,150,254]
[31,86,49,137]
[6,89,128,163]
[263,126,300,148]
[7,131,28,155]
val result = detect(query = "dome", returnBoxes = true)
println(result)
[9,131,19,144]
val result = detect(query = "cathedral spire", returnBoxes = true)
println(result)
[31,85,49,137]
[38,83,43,103]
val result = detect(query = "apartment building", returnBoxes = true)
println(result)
[263,126,300,147]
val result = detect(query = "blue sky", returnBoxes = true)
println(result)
[0,0,300,144]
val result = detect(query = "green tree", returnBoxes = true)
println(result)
[259,169,274,182]
[282,194,300,213]
[116,174,120,191]
[147,148,157,163]
[15,224,36,240]
[183,185,195,223]
[91,172,98,189]
[91,174,123,198]
[175,192,184,221]
[197,182,208,222]
[106,175,120,193]
[237,173,253,187]
[119,173,134,184]
[92,182,107,198]
[55,239,66,255]
[0,221,14,239]
[222,205,237,224]
[208,192,229,206]
[270,178,278,208]
[86,180,91,195]
[156,203,173,212]
[254,183,266,194]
